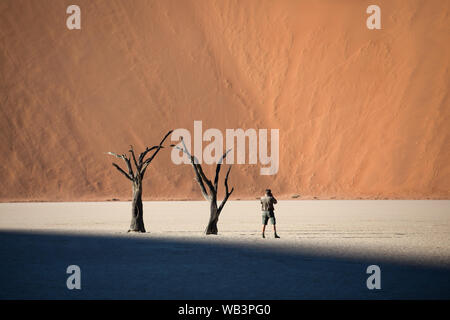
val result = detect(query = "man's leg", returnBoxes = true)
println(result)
[270,212,280,238]
[262,212,268,238]
[273,225,280,238]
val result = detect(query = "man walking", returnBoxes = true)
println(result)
[260,189,280,238]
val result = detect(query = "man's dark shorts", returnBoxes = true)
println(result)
[262,210,276,225]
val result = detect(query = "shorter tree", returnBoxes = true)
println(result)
[172,138,234,234]
[107,130,172,232]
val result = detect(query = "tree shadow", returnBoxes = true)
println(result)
[0,230,448,299]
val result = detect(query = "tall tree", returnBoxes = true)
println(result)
[172,138,234,234]
[107,130,172,232]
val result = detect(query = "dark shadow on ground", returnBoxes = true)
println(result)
[0,230,449,299]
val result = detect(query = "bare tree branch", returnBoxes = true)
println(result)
[140,130,173,176]
[224,165,233,195]
[218,166,234,213]
[196,162,214,192]
[112,163,133,181]
[193,165,210,200]
[123,155,134,178]
[106,151,125,160]
[214,149,232,192]
[172,137,234,210]
[106,152,134,178]
[129,145,139,173]
[138,146,159,164]
[179,137,214,194]
[172,141,210,200]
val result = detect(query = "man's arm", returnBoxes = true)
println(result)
[272,196,277,204]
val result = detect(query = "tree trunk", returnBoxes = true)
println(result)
[129,180,145,232]
[205,200,219,235]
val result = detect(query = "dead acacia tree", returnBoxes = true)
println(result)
[172,138,234,235]
[107,130,173,233]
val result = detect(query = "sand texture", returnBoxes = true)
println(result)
[0,200,449,299]
[1,0,449,201]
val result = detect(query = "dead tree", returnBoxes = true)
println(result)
[172,138,234,235]
[107,130,172,232]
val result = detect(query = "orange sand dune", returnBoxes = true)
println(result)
[0,0,448,201]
